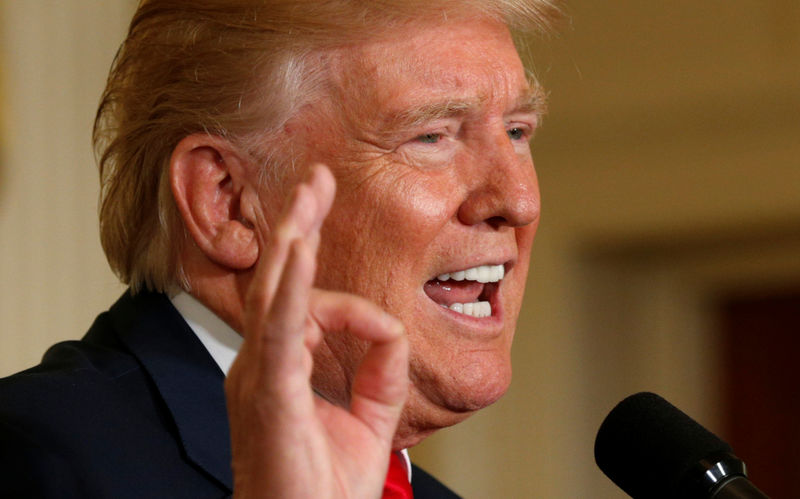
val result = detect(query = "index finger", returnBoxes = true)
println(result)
[244,164,336,338]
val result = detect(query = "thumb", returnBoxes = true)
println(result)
[310,291,409,441]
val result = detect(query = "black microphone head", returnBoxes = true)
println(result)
[594,392,734,499]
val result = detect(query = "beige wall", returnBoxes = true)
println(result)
[0,1,132,375]
[1,1,798,497]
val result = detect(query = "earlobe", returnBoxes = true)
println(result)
[170,134,259,270]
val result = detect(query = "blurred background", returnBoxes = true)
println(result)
[1,1,798,497]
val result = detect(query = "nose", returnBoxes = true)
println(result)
[457,133,540,229]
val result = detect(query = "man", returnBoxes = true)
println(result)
[0,0,556,497]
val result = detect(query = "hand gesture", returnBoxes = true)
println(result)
[225,164,409,498]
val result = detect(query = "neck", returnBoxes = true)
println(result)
[180,250,250,335]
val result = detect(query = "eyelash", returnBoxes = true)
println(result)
[414,127,530,144]
[416,133,442,144]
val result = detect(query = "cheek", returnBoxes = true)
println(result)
[362,168,456,233]
[516,217,538,259]
[318,169,458,286]
[500,221,538,320]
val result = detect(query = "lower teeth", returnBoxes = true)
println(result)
[445,301,491,318]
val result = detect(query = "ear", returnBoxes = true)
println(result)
[170,134,259,270]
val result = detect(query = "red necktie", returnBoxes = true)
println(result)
[383,451,413,498]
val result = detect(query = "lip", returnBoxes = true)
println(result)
[427,286,505,334]
[431,258,516,280]
[421,267,508,336]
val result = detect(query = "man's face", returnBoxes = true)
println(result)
[273,16,541,444]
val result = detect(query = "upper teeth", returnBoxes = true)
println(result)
[437,264,504,283]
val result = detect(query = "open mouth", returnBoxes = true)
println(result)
[423,264,504,318]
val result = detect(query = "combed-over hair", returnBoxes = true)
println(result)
[94,0,560,293]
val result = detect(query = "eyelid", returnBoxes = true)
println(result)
[506,111,539,127]
[415,132,443,144]
[505,114,539,137]
[506,122,531,133]
[406,120,460,143]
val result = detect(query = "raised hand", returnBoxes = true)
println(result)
[225,164,409,498]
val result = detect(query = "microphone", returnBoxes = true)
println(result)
[594,392,770,498]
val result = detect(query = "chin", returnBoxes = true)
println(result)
[426,341,514,408]
[395,353,512,448]
[440,360,512,412]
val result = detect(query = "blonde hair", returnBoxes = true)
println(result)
[94,0,560,293]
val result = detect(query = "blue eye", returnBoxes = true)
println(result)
[416,133,441,144]
[507,127,525,140]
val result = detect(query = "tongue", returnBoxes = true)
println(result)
[424,280,485,307]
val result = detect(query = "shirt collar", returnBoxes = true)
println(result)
[170,291,412,483]
[399,449,412,482]
[170,292,242,376]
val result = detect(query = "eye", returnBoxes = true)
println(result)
[507,127,527,141]
[415,133,442,144]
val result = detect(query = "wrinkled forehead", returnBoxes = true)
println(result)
[323,16,535,121]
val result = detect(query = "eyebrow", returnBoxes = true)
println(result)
[381,78,548,134]
[385,99,477,131]
[515,78,549,117]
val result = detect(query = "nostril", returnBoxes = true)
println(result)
[485,215,508,229]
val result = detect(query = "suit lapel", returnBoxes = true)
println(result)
[111,290,233,491]
[411,464,463,498]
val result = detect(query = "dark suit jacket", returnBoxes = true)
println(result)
[0,290,460,498]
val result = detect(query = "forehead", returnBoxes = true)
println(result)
[326,17,531,118]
